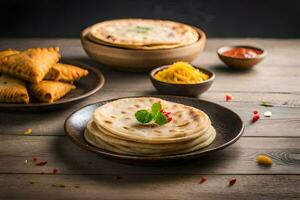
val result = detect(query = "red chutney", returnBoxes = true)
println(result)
[222,47,263,59]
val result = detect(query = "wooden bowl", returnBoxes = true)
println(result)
[150,65,215,97]
[80,26,206,72]
[217,45,267,69]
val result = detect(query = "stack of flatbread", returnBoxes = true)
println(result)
[85,97,216,156]
[0,48,88,104]
[88,19,199,50]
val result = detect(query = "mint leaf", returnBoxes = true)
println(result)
[135,110,153,124]
[151,102,161,117]
[153,112,168,125]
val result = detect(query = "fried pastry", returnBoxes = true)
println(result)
[0,49,20,59]
[0,47,60,83]
[30,80,75,103]
[0,73,29,104]
[45,63,88,83]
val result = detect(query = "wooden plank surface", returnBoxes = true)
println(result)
[0,135,299,175]
[0,38,299,199]
[1,174,299,200]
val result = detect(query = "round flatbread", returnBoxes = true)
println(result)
[93,97,212,144]
[89,19,199,48]
[85,121,216,156]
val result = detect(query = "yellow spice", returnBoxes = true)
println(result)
[154,61,209,84]
[257,155,273,166]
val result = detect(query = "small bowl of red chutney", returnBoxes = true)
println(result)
[217,45,267,69]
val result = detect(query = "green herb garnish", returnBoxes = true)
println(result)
[135,102,170,125]
[135,26,151,33]
[260,101,274,107]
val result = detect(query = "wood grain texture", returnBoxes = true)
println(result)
[0,174,299,200]
[0,135,299,175]
[0,38,299,200]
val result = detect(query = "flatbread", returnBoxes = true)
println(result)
[0,73,29,104]
[0,49,20,59]
[93,97,211,144]
[87,33,188,50]
[0,47,60,83]
[30,80,75,103]
[90,19,199,48]
[45,63,88,83]
[85,121,216,156]
[86,97,216,156]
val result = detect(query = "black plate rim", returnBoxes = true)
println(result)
[0,63,105,109]
[64,95,245,162]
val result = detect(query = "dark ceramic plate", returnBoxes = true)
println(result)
[0,60,105,111]
[64,96,244,163]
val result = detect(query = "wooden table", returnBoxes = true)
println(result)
[0,39,299,200]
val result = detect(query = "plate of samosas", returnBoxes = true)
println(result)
[0,47,104,111]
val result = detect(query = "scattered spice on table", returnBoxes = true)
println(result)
[228,178,237,186]
[24,128,32,135]
[74,185,80,188]
[33,157,37,162]
[263,111,272,117]
[59,184,65,188]
[252,111,260,123]
[35,161,48,166]
[199,177,207,184]
[257,155,273,166]
[40,172,45,175]
[29,181,36,184]
[53,168,58,174]
[51,184,57,187]
[225,94,232,102]
[260,101,274,107]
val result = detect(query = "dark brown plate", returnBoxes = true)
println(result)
[0,60,105,111]
[64,95,244,163]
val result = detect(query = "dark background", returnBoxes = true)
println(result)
[2,0,300,38]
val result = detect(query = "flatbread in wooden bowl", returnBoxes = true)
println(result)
[89,19,199,50]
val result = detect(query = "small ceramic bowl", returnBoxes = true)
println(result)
[150,65,215,96]
[217,45,267,69]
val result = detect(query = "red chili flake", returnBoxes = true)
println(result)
[199,176,207,184]
[229,178,237,186]
[167,117,172,122]
[163,111,171,116]
[33,157,37,162]
[252,113,260,123]
[53,168,58,174]
[35,161,48,166]
[112,175,121,180]
[253,110,258,115]
[225,95,232,102]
